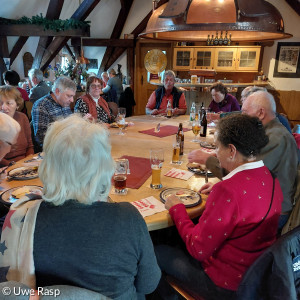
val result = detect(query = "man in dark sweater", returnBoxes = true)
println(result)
[146,70,187,116]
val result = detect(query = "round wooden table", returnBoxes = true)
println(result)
[1,115,219,231]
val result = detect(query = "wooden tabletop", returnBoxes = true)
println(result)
[1,115,219,231]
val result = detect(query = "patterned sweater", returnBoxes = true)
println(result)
[169,162,283,291]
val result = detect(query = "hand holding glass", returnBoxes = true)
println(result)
[150,149,164,189]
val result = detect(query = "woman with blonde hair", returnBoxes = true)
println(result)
[0,115,160,299]
[0,85,33,166]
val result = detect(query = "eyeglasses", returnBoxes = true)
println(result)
[90,84,102,89]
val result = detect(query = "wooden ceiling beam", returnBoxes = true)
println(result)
[0,37,9,84]
[40,0,100,71]
[71,38,134,47]
[32,0,65,69]
[9,37,29,65]
[98,0,134,73]
[101,0,168,72]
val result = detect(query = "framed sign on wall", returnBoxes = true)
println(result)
[273,42,300,78]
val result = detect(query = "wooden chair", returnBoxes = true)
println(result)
[107,101,118,118]
[166,276,206,300]
[24,100,33,121]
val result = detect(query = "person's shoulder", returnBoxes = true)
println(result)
[14,111,29,122]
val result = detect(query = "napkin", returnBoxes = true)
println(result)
[120,155,152,189]
[130,196,166,217]
[139,125,190,138]
[164,168,194,180]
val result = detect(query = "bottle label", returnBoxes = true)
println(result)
[190,112,195,121]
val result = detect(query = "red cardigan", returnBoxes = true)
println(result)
[169,165,283,291]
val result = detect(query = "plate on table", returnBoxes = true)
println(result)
[160,188,201,208]
[110,122,128,128]
[200,141,216,149]
[0,185,43,205]
[7,166,39,180]
[186,163,213,176]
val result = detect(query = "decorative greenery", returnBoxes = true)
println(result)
[0,14,90,32]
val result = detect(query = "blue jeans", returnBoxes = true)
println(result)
[154,245,236,300]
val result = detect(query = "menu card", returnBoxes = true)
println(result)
[130,196,166,217]
[164,168,194,180]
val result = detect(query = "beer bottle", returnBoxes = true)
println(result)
[166,100,172,118]
[199,102,204,121]
[223,31,228,46]
[190,102,196,122]
[214,32,219,46]
[228,33,232,46]
[200,110,207,137]
[206,35,210,46]
[210,35,214,46]
[177,123,184,155]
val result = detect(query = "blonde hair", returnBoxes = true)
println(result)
[0,85,24,108]
[39,114,115,206]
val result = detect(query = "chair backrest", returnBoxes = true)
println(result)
[236,225,300,300]
[25,101,33,121]
[107,101,118,118]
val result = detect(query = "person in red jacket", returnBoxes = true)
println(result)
[155,114,283,300]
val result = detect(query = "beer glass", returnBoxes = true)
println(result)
[150,149,164,189]
[117,107,126,135]
[172,140,180,164]
[113,158,128,194]
[192,119,201,142]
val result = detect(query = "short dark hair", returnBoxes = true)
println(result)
[216,114,269,157]
[210,82,227,96]
[86,76,103,93]
[3,70,20,86]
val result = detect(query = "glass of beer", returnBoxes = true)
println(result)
[192,119,201,142]
[150,149,164,189]
[117,107,126,135]
[113,159,128,194]
[172,141,180,164]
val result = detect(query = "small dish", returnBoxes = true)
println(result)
[0,185,42,204]
[200,141,216,149]
[160,187,201,208]
[186,163,213,176]
[8,166,39,180]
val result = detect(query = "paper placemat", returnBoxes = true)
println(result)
[164,168,194,180]
[130,196,166,218]
[139,125,190,138]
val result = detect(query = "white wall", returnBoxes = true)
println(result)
[264,0,300,91]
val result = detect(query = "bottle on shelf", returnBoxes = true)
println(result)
[166,100,172,118]
[218,31,223,45]
[176,123,184,156]
[210,35,214,46]
[228,33,232,46]
[206,35,210,46]
[223,31,228,46]
[214,31,219,46]
[200,110,207,137]
[190,102,196,122]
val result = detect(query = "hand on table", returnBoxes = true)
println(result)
[165,194,182,210]
[151,109,160,115]
[199,182,214,195]
[188,149,215,165]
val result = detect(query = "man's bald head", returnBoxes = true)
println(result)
[242,91,276,125]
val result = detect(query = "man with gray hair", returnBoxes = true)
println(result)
[31,76,76,150]
[102,68,123,105]
[146,70,187,116]
[192,90,298,230]
[28,68,51,104]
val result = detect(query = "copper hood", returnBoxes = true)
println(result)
[139,0,292,42]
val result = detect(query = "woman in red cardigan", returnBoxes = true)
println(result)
[74,76,113,123]
[155,114,283,300]
[0,86,33,166]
